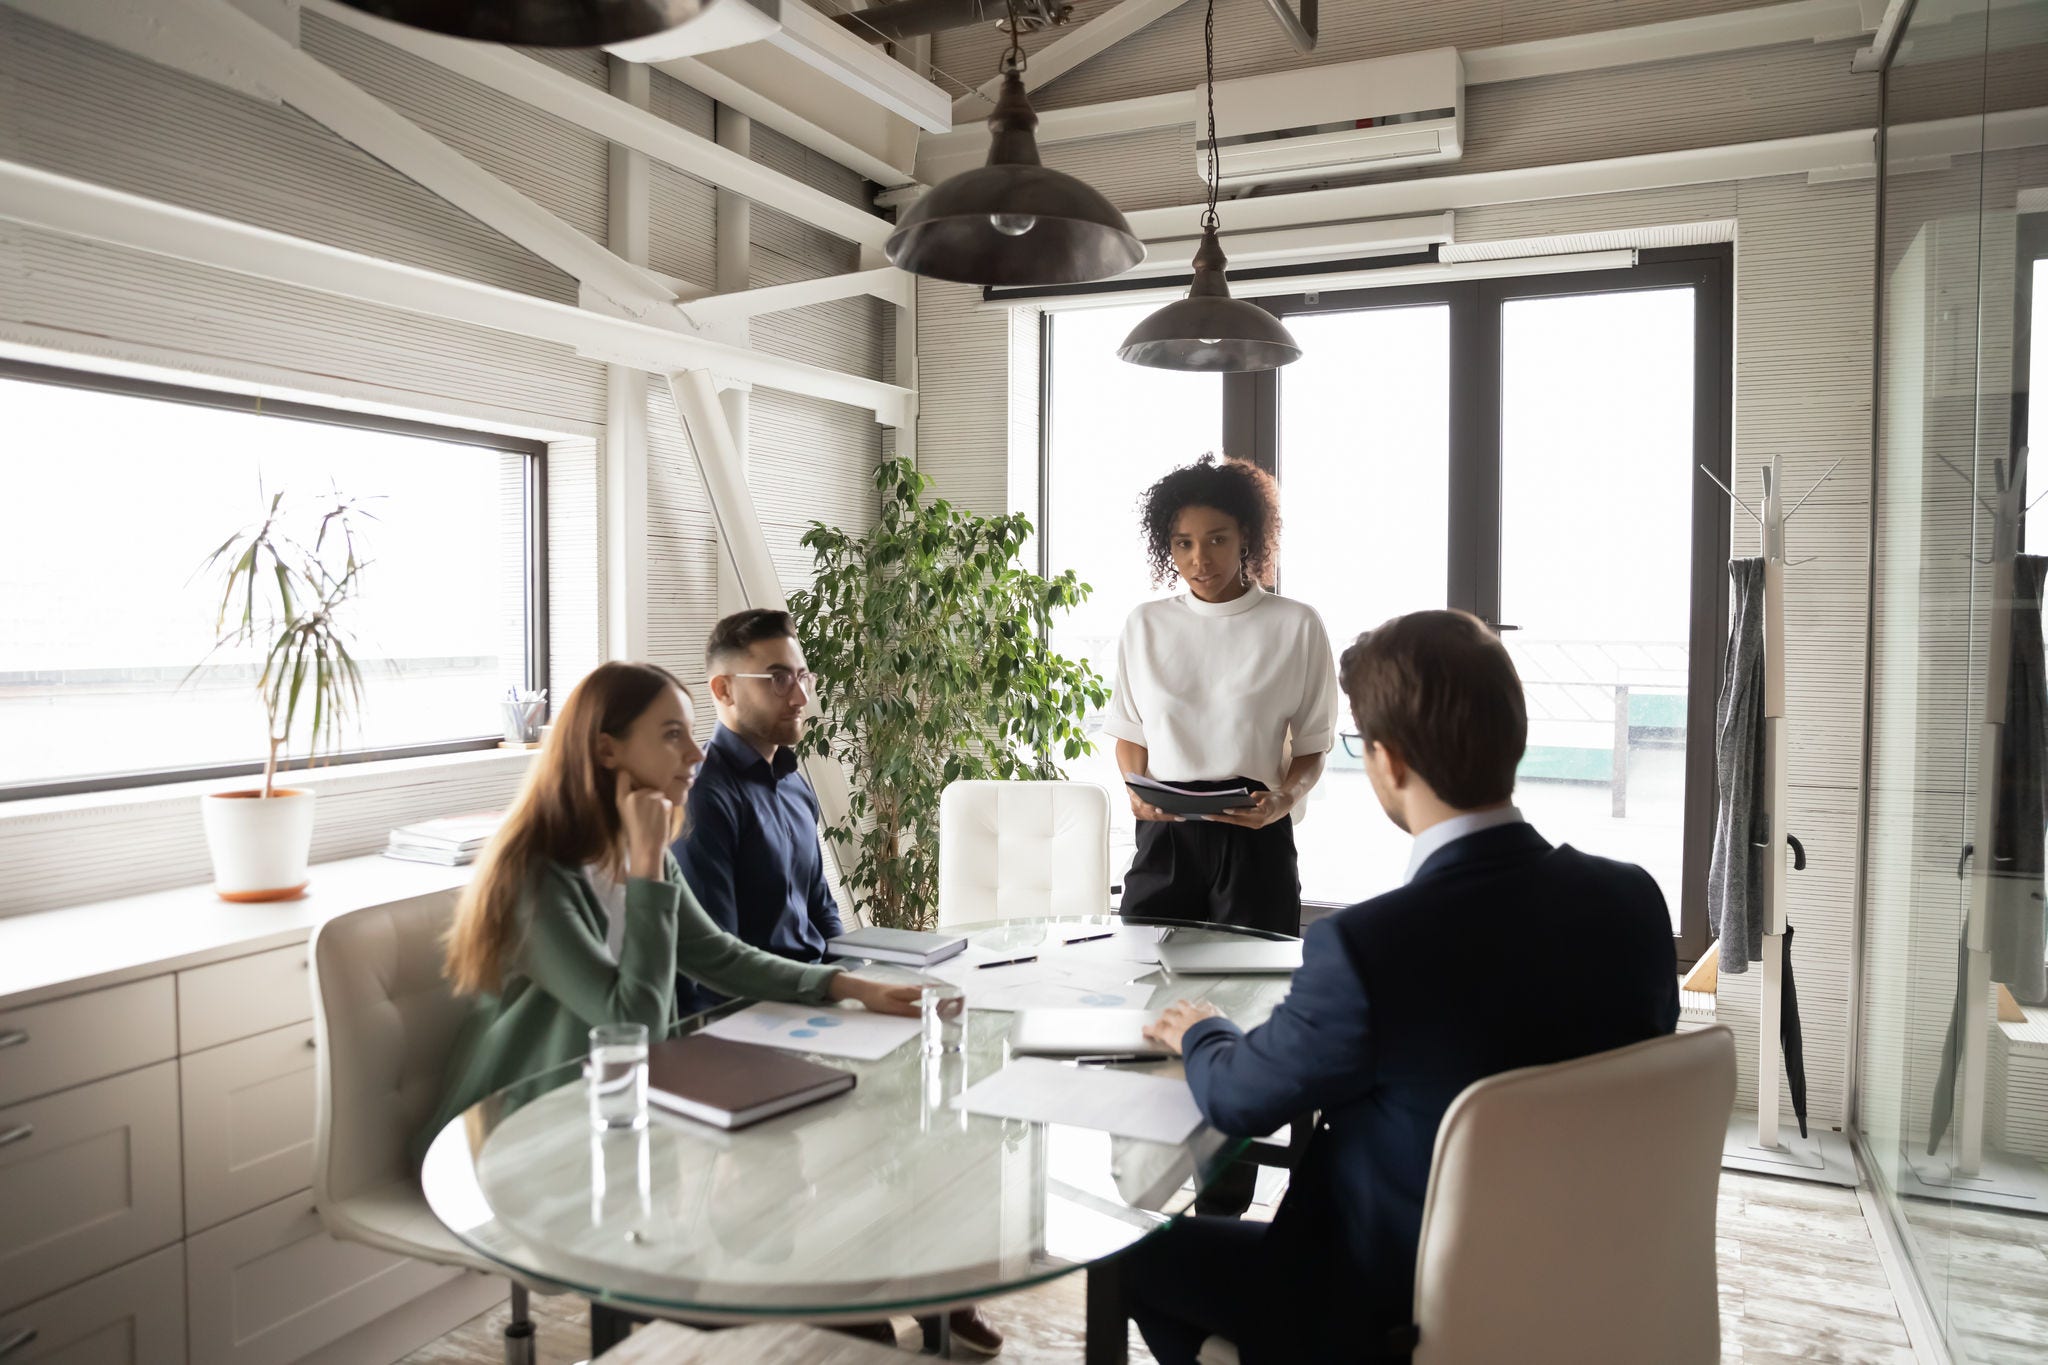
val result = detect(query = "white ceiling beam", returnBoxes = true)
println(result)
[1117,129,1878,241]
[650,52,919,187]
[1464,0,1874,82]
[308,1,893,250]
[677,267,911,327]
[1852,0,1914,71]
[23,0,689,326]
[918,0,1879,181]
[765,0,954,131]
[0,160,914,426]
[951,0,1193,123]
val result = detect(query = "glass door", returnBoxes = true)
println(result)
[1276,300,1453,900]
[1497,286,1703,928]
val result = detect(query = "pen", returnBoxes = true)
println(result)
[1071,1054,1168,1066]
[976,954,1039,969]
[1062,932,1114,945]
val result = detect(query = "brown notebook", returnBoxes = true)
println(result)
[645,1034,857,1130]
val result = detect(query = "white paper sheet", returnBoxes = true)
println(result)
[698,1001,922,1061]
[924,954,1148,1013]
[952,1057,1204,1145]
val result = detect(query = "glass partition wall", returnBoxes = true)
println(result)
[1858,0,2048,1357]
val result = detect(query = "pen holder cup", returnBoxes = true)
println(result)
[501,699,546,744]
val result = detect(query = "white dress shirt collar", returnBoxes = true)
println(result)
[1404,805,1526,883]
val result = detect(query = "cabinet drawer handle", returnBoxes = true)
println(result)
[0,1124,33,1150]
[0,1029,27,1050]
[0,1328,36,1358]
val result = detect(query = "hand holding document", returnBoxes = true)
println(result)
[952,1057,1204,1145]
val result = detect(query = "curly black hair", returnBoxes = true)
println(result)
[1138,454,1282,587]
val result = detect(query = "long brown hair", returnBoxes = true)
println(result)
[445,661,690,995]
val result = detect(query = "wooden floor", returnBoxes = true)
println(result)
[1902,1196,2048,1365]
[404,1170,1952,1365]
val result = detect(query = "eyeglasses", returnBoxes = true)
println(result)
[730,668,815,697]
[1339,732,1365,759]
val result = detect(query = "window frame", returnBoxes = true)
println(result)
[2016,211,2046,552]
[0,359,550,802]
[1039,246,1733,962]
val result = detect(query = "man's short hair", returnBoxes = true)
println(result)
[706,608,797,671]
[1338,610,1527,808]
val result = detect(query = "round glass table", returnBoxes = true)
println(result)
[420,917,1299,1361]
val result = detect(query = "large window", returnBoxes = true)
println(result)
[1043,249,1731,958]
[0,363,546,797]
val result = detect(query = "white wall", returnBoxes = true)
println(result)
[0,7,890,914]
[916,11,1879,1131]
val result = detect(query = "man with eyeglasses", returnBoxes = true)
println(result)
[672,608,1009,1358]
[673,609,843,1011]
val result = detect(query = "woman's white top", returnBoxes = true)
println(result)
[1100,584,1340,793]
[584,862,629,961]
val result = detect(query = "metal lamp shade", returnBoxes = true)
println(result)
[1118,229,1301,372]
[886,71,1142,287]
[331,0,704,46]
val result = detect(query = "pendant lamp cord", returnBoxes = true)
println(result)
[1201,0,1220,231]
[1002,0,1028,74]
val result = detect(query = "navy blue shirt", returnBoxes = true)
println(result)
[673,724,845,1013]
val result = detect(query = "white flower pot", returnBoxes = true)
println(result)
[200,788,317,902]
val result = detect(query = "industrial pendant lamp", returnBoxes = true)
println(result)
[885,0,1142,286]
[1119,0,1301,372]
[331,0,705,47]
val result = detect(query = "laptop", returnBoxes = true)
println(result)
[1009,1009,1168,1057]
[1155,938,1304,975]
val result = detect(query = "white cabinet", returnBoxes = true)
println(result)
[0,1244,185,1365]
[177,946,311,1055]
[0,978,177,1109]
[0,1063,182,1314]
[179,1021,317,1233]
[185,1192,461,1365]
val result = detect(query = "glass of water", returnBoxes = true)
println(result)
[921,982,966,1055]
[587,1022,649,1131]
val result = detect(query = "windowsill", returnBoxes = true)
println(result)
[0,745,536,826]
[0,849,482,1009]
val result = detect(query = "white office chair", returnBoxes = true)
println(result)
[1197,1025,1735,1365]
[936,779,1111,927]
[309,894,556,1365]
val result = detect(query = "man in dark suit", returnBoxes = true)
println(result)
[1129,609,1680,1363]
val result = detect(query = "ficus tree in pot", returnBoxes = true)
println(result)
[788,457,1108,931]
[189,489,371,901]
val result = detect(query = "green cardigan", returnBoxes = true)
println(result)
[414,853,842,1163]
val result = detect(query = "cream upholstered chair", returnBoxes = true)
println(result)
[309,895,554,1365]
[1197,1025,1735,1365]
[936,780,1111,927]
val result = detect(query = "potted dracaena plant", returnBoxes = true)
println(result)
[789,457,1107,931]
[189,489,371,901]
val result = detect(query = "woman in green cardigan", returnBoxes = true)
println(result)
[416,661,920,1160]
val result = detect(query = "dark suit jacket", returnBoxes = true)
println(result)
[1180,821,1679,1348]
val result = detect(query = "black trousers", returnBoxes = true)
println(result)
[1121,779,1302,936]
[1123,779,1299,1217]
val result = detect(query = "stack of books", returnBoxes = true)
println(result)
[384,813,503,867]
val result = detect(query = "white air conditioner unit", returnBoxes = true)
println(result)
[1198,47,1464,189]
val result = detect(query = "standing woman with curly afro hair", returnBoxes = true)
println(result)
[1102,454,1340,942]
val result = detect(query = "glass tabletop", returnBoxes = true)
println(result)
[420,916,1298,1318]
